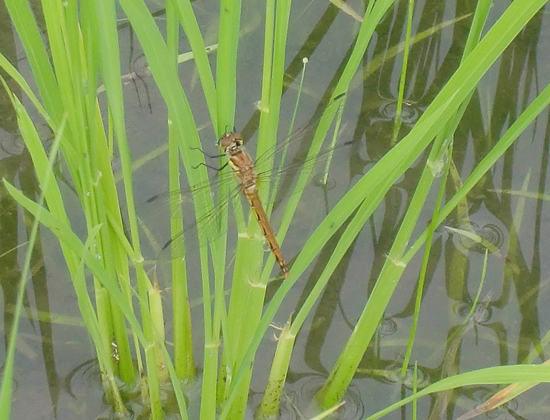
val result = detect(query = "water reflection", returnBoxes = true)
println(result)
[455,222,505,255]
[296,375,365,420]
[379,317,398,337]
[454,300,493,325]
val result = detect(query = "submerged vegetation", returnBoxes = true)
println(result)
[1,0,550,419]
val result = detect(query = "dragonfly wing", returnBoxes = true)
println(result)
[139,174,242,264]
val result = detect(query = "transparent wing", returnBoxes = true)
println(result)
[139,172,242,264]
[139,94,350,263]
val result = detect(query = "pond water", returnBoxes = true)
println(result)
[2,0,550,419]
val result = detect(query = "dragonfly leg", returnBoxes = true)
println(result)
[192,161,229,172]
[190,146,225,159]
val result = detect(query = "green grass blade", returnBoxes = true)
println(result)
[216,0,241,131]
[170,0,218,130]
[3,0,62,123]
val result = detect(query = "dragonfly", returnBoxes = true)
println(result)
[219,130,290,278]
[144,94,348,278]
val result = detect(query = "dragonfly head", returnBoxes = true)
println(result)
[219,131,244,151]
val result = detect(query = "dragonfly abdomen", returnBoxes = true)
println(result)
[244,190,290,279]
